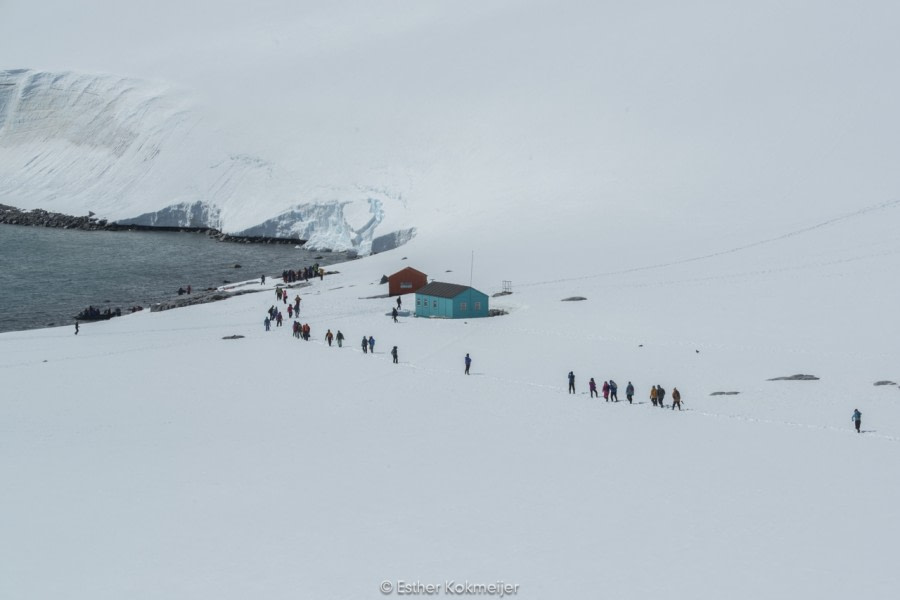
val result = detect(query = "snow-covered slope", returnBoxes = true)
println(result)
[2,243,900,599]
[0,69,412,252]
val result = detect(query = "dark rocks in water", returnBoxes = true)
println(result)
[2,203,312,245]
[223,280,230,283]
[767,374,819,381]
[401,256,407,260]
[379,275,389,284]
[562,296,587,302]
[0,204,106,230]
[710,391,740,396]
[233,264,242,268]
[315,255,324,259]
[222,335,245,340]
[445,269,453,272]
[874,380,897,386]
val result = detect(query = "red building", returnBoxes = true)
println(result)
[388,267,428,297]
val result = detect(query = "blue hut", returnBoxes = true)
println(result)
[415,282,489,319]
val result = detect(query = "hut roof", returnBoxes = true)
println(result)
[416,281,478,299]
[389,267,426,278]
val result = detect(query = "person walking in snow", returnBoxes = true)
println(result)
[294,295,301,314]
[657,385,666,408]
[392,307,398,323]
[336,330,344,347]
[397,296,402,309]
[261,274,266,285]
[464,353,472,375]
[74,321,79,335]
[287,304,293,318]
[391,346,398,363]
[852,409,862,433]
[264,316,271,331]
[325,329,334,347]
[568,371,576,394]
[368,335,375,353]
[602,380,610,401]
[626,381,634,404]
[672,387,682,410]
[362,336,368,353]
[609,379,618,402]
[650,385,658,407]
[589,378,598,398]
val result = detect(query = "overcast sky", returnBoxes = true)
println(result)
[3,0,900,235]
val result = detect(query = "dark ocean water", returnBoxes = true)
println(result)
[0,225,347,333]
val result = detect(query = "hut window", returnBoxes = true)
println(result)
[460,302,467,311]
[433,300,438,308]
[417,299,421,306]
[401,282,412,289]
[474,302,481,311]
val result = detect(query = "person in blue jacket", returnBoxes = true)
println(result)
[852,409,862,433]
[568,371,575,394]
[464,353,472,375]
[368,335,375,353]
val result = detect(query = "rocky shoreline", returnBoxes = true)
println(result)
[0,203,304,245]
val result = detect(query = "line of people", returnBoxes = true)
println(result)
[281,264,322,283]
[274,288,302,314]
[571,372,683,410]
[262,281,866,432]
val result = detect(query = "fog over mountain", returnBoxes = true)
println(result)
[3,1,899,254]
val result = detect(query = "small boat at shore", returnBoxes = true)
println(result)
[75,306,120,321]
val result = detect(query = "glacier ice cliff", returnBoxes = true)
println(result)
[234,198,415,254]
[117,201,223,230]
